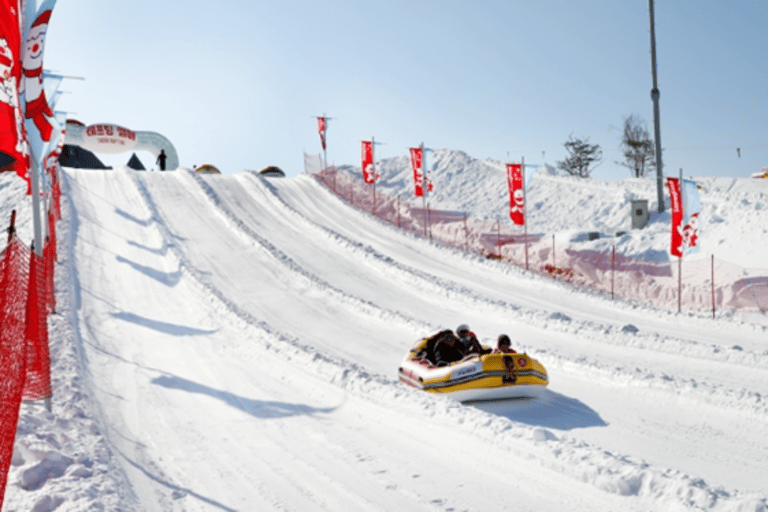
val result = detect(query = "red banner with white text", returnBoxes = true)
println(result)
[0,0,29,185]
[668,177,683,257]
[361,140,375,184]
[410,147,424,197]
[317,117,326,150]
[506,163,525,225]
[22,2,58,165]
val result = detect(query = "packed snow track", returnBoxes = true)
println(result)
[57,168,767,511]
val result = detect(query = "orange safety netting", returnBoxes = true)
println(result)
[22,248,52,401]
[0,237,30,506]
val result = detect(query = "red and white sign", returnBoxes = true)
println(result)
[506,163,525,225]
[668,177,701,257]
[83,124,137,154]
[361,140,375,184]
[668,177,683,257]
[409,147,424,197]
[317,117,326,150]
[0,0,28,182]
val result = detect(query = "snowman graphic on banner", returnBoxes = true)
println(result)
[22,9,54,143]
[680,212,699,253]
[506,163,525,225]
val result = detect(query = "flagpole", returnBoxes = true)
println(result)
[312,114,331,172]
[30,159,44,256]
[322,113,327,172]
[649,0,665,213]
[523,156,529,271]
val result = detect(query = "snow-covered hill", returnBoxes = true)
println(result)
[363,148,768,268]
[2,153,767,511]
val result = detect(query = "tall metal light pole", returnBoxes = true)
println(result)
[649,0,665,213]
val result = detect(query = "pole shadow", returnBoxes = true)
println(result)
[110,311,217,336]
[115,255,181,286]
[151,374,339,420]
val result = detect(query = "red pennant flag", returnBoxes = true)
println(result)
[317,117,326,150]
[668,177,683,257]
[409,147,424,197]
[361,140,375,184]
[506,163,525,225]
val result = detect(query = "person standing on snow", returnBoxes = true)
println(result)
[157,149,167,171]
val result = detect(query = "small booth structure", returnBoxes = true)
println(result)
[631,199,650,229]
[195,164,221,174]
[259,166,285,178]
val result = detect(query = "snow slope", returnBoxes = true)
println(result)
[2,158,768,511]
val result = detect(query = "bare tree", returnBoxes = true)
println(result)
[619,114,655,178]
[557,135,602,178]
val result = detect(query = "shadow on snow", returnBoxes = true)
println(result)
[115,254,181,286]
[110,311,218,336]
[151,374,339,420]
[468,389,607,431]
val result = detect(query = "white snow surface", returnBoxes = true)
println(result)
[2,152,767,511]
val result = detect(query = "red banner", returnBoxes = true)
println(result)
[506,163,525,225]
[317,117,326,150]
[668,177,683,257]
[409,147,424,197]
[0,0,29,184]
[361,140,375,184]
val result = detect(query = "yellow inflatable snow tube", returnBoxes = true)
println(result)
[399,337,548,402]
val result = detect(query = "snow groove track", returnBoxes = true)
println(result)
[234,172,768,415]
[64,168,767,511]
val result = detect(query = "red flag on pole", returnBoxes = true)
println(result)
[317,117,326,150]
[361,140,375,184]
[409,147,424,197]
[668,177,683,257]
[506,163,525,225]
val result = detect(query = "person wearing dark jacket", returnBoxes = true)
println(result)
[156,149,167,171]
[433,331,468,367]
[456,323,492,356]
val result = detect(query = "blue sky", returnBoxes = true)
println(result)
[45,0,766,180]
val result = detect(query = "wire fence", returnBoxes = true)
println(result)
[307,161,768,318]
